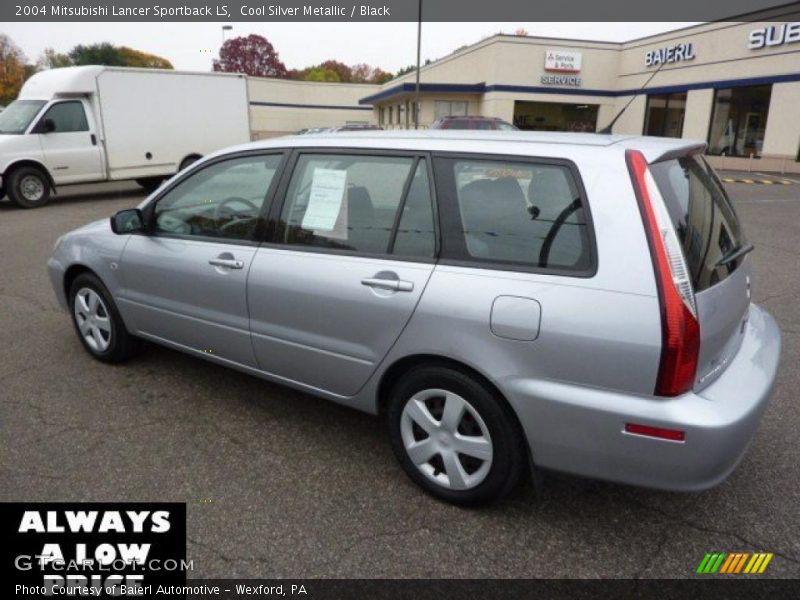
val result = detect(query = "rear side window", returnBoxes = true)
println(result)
[437,158,593,273]
[649,155,746,291]
[279,154,435,258]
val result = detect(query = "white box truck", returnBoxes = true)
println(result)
[0,66,251,208]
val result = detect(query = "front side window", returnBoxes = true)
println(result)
[0,100,46,134]
[707,85,772,157]
[41,101,89,133]
[441,159,592,272]
[279,154,435,258]
[154,154,282,241]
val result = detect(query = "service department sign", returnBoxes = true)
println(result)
[544,49,582,73]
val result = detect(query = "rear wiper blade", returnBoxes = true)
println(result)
[715,243,754,267]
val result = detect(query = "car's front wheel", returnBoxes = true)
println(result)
[69,273,140,363]
[387,365,527,505]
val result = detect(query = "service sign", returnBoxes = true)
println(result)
[544,49,582,73]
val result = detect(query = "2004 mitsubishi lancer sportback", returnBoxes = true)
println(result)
[48,131,781,505]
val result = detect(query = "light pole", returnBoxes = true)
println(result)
[414,0,422,129]
[221,25,233,45]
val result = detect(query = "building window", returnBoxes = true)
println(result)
[513,101,598,132]
[434,100,468,121]
[388,106,393,125]
[378,107,384,126]
[708,85,772,157]
[644,92,686,138]
[398,103,405,125]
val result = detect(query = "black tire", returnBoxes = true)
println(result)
[135,177,165,193]
[7,166,51,208]
[68,272,140,363]
[387,364,527,505]
[179,155,201,171]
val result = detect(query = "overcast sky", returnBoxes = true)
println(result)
[4,22,700,72]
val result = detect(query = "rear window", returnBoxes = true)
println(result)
[649,155,746,291]
[439,158,593,273]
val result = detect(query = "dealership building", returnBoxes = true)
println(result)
[248,4,800,173]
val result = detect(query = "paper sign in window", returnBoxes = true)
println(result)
[302,168,347,231]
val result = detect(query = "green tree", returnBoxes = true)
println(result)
[65,43,173,69]
[69,43,126,66]
[304,66,341,82]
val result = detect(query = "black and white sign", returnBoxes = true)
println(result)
[4,503,187,597]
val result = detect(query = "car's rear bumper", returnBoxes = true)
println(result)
[504,303,781,491]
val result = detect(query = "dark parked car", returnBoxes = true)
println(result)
[431,116,517,130]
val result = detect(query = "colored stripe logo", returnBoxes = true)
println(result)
[696,552,773,574]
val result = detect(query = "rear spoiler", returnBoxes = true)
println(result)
[651,143,707,164]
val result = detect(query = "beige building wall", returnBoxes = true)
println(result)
[762,82,800,160]
[682,89,714,142]
[247,77,379,138]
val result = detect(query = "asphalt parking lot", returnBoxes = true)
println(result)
[1,173,798,579]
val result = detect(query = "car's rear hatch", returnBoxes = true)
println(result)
[648,153,752,392]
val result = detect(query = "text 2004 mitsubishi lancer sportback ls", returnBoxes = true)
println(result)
[47,131,781,505]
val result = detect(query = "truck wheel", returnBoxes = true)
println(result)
[179,155,201,171]
[7,166,51,208]
[135,177,165,194]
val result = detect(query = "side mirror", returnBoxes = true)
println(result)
[35,118,56,134]
[110,208,145,235]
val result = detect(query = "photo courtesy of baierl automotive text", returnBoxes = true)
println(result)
[1,0,798,597]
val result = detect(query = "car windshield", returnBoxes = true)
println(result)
[0,100,46,134]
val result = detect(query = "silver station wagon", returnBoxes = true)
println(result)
[48,131,781,505]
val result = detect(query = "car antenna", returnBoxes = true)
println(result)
[598,61,666,134]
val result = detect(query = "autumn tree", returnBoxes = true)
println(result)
[39,48,72,69]
[319,60,352,82]
[213,34,288,78]
[0,34,27,105]
[118,47,173,69]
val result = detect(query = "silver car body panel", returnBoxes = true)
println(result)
[47,131,782,491]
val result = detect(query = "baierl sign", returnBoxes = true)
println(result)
[645,43,696,67]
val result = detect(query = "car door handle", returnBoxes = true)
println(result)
[90,134,97,146]
[361,277,414,292]
[209,258,244,269]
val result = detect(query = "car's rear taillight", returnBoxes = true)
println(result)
[626,149,700,397]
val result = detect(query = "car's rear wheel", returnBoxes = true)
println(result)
[387,365,526,505]
[69,273,140,363]
[7,166,51,208]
